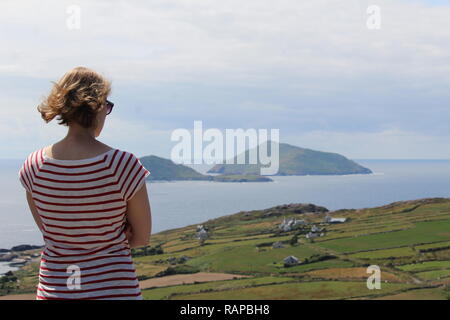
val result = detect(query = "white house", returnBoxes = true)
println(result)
[329,217,347,223]
[306,232,320,239]
[279,218,306,232]
[324,215,347,224]
[197,228,208,244]
[311,225,324,233]
[283,255,300,266]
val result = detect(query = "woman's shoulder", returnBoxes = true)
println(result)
[113,148,142,159]
[18,148,46,192]
[111,148,149,172]
[22,147,45,165]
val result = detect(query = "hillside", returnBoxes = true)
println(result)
[140,155,210,181]
[208,142,372,176]
[3,197,450,300]
[139,155,272,182]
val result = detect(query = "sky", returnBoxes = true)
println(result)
[1,0,450,160]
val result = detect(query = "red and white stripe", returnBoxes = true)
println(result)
[18,147,150,300]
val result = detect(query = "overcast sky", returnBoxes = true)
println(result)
[2,0,450,160]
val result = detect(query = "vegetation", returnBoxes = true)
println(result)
[3,197,450,300]
[140,155,210,181]
[154,265,200,277]
[137,197,450,299]
[137,142,372,181]
[208,142,372,176]
[138,155,272,182]
[131,244,164,257]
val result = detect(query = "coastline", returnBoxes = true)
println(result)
[1,197,450,299]
[0,245,43,277]
[0,262,19,275]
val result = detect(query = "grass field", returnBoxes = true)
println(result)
[373,288,449,300]
[141,276,296,300]
[171,281,414,300]
[349,247,417,259]
[398,260,450,272]
[318,220,450,253]
[2,197,450,299]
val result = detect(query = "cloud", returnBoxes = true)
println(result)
[1,0,449,85]
[288,128,450,159]
[1,0,450,159]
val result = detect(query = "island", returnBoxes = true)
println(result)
[208,142,372,176]
[138,155,273,182]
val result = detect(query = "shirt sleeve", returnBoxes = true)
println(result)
[121,153,150,202]
[18,159,32,193]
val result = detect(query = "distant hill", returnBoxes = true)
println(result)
[208,142,372,176]
[138,155,273,182]
[139,155,209,181]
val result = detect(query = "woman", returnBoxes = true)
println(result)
[17,66,152,300]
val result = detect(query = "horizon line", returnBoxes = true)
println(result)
[2,157,450,162]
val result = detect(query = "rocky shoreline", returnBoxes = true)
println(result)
[0,245,43,273]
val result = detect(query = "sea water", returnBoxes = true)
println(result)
[1,159,450,251]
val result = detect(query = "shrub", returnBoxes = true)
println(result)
[131,244,164,257]
[155,265,200,277]
[290,235,298,246]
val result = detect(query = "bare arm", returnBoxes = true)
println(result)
[125,183,152,248]
[26,191,44,233]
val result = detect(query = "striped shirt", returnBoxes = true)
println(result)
[18,147,151,300]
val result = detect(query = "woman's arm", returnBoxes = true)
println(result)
[124,183,152,248]
[26,191,44,233]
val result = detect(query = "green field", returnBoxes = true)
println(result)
[398,260,450,272]
[172,281,413,300]
[142,276,295,300]
[415,269,450,280]
[349,247,417,259]
[318,220,450,253]
[3,198,450,300]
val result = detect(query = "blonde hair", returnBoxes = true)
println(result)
[37,67,111,128]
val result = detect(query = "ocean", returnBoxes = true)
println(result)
[1,158,450,274]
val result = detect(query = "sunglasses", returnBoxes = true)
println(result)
[105,99,114,115]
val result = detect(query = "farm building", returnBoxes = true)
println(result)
[197,227,209,245]
[324,215,348,224]
[272,241,285,249]
[306,232,324,239]
[283,255,300,266]
[311,225,324,233]
[197,228,208,238]
[279,218,306,232]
